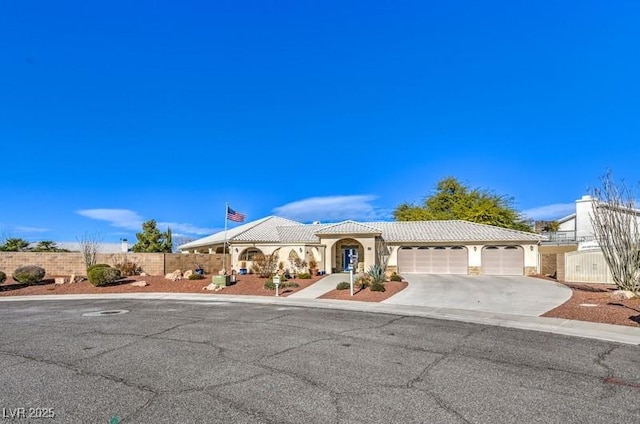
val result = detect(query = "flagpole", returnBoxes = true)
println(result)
[223,203,229,273]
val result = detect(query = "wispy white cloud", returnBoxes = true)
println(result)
[156,222,216,236]
[273,195,390,222]
[14,226,50,234]
[76,209,143,230]
[521,203,575,220]
[76,209,215,236]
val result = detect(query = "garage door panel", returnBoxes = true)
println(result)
[482,246,523,275]
[448,247,469,274]
[398,246,468,274]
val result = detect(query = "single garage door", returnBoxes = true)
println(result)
[481,246,524,275]
[397,246,468,274]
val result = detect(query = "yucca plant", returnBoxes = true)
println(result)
[367,264,385,286]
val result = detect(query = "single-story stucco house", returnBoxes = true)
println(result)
[178,217,542,276]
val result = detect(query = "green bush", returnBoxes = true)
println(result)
[188,273,205,280]
[297,272,311,279]
[87,263,111,273]
[336,281,351,290]
[0,271,6,284]
[87,266,121,287]
[370,283,386,292]
[12,266,46,285]
[389,272,402,282]
[264,279,299,290]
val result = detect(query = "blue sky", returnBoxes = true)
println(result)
[1,1,639,246]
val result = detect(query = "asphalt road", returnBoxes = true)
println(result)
[1,299,639,424]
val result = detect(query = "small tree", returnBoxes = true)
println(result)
[589,171,640,294]
[78,232,101,270]
[131,220,172,253]
[31,241,69,252]
[252,253,279,278]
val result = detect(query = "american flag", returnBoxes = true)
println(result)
[227,206,246,223]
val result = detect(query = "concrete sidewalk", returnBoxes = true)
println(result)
[2,292,639,345]
[287,273,351,299]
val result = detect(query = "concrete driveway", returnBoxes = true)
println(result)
[382,274,572,316]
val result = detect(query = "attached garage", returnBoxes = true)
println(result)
[481,246,524,275]
[397,246,468,274]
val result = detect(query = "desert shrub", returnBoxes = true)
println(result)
[297,272,311,279]
[188,273,205,280]
[111,254,141,276]
[87,263,111,273]
[370,282,386,292]
[389,272,402,282]
[12,265,46,285]
[252,253,279,278]
[0,271,6,284]
[264,279,299,290]
[87,266,121,287]
[355,273,372,290]
[336,281,350,290]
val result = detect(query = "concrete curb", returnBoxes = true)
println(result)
[2,293,639,345]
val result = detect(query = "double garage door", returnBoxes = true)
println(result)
[398,246,468,274]
[397,245,525,275]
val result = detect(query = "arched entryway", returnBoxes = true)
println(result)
[333,238,364,272]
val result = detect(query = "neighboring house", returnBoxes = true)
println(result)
[55,239,130,253]
[540,194,640,282]
[178,216,542,276]
[542,194,640,247]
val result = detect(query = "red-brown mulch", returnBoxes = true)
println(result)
[318,281,409,302]
[541,282,640,328]
[0,274,325,298]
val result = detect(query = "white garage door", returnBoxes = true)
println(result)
[481,246,524,275]
[397,246,468,274]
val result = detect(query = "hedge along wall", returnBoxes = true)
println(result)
[0,252,230,277]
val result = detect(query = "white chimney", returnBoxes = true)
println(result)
[121,238,128,253]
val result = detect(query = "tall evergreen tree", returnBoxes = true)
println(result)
[132,220,173,253]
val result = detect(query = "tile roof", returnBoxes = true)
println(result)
[230,216,302,242]
[179,216,542,250]
[363,220,542,242]
[314,220,382,235]
[277,224,325,243]
[178,216,300,249]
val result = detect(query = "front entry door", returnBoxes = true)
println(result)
[342,247,358,271]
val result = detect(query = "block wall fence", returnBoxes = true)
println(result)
[0,252,231,277]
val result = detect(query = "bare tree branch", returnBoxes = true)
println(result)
[589,170,640,294]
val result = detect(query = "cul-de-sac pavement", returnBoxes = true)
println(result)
[1,295,639,424]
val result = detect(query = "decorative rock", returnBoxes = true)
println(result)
[69,273,77,283]
[183,270,193,278]
[610,290,636,300]
[203,283,224,291]
[164,270,182,281]
[140,272,147,276]
[131,281,148,287]
[55,277,66,285]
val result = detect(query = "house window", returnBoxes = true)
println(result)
[239,248,261,261]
